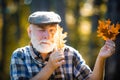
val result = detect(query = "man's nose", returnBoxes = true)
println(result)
[43,30,50,39]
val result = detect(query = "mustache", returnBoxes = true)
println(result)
[39,40,52,44]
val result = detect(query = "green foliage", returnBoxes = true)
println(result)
[0,0,30,79]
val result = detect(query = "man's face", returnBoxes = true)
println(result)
[29,24,57,54]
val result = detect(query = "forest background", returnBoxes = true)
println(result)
[0,0,120,80]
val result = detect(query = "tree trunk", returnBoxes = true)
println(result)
[105,0,120,80]
[0,0,7,80]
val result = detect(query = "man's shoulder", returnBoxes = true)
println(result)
[64,45,80,55]
[64,45,85,63]
[11,45,30,58]
[64,45,79,53]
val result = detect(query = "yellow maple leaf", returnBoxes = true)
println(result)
[54,25,67,49]
[97,19,120,40]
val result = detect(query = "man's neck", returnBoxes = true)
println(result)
[40,53,48,60]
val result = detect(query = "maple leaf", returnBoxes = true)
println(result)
[54,25,67,49]
[97,19,120,40]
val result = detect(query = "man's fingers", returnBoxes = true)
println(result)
[106,40,115,47]
[48,49,65,70]
[56,55,65,62]
[56,60,65,66]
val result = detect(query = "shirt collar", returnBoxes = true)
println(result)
[30,44,52,62]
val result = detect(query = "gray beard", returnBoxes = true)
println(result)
[31,39,55,54]
[33,43,55,54]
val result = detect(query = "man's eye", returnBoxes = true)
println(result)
[50,29,53,32]
[50,29,55,33]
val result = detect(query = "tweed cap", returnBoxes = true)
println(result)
[28,11,61,24]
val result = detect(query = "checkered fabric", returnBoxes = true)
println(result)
[10,45,92,80]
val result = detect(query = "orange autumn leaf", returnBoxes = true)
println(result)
[97,19,120,40]
[54,25,67,49]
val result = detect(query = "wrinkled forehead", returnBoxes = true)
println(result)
[30,23,58,29]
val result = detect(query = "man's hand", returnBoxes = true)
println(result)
[88,40,115,80]
[47,50,65,71]
[99,40,115,59]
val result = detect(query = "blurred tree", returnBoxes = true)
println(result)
[0,0,29,80]
[88,0,102,68]
[66,0,81,49]
[105,0,120,80]
[0,0,7,79]
[73,0,81,49]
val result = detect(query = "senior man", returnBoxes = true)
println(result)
[10,11,115,80]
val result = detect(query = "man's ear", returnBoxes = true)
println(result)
[27,27,31,38]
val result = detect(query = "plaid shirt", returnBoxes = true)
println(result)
[10,45,92,80]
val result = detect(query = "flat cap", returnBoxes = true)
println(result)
[28,11,61,24]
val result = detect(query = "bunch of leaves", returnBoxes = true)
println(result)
[54,25,67,49]
[97,19,120,40]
